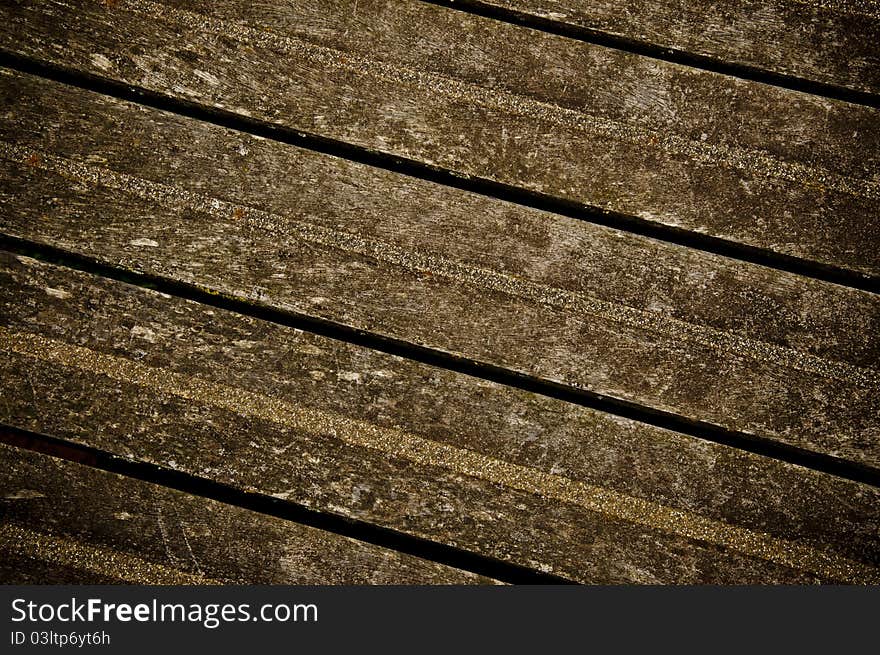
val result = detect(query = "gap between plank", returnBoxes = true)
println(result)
[3,234,879,490]
[0,424,572,585]
[420,0,880,109]
[6,332,879,583]
[0,50,876,295]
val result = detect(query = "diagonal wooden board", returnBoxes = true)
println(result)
[1,0,879,278]
[462,0,880,97]
[1,69,878,471]
[0,443,493,584]
[2,254,879,583]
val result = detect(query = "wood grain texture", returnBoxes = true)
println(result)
[1,0,879,278]
[1,70,878,470]
[467,0,880,96]
[0,444,491,584]
[2,255,879,583]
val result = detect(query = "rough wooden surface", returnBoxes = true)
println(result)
[1,0,879,278]
[0,444,491,584]
[469,0,880,96]
[2,70,878,471]
[1,0,878,587]
[3,254,879,583]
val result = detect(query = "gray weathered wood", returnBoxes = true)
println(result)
[1,0,879,277]
[0,443,492,584]
[473,0,880,95]
[2,254,879,583]
[1,70,878,469]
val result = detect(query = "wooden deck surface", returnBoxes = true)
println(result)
[1,0,878,584]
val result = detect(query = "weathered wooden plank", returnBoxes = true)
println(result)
[1,70,878,470]
[464,0,880,97]
[0,444,491,584]
[2,255,879,583]
[1,0,878,278]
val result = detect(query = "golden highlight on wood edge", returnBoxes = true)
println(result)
[0,522,217,584]
[2,327,877,583]
[2,141,876,389]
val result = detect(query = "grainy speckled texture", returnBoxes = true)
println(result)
[1,71,878,468]
[0,444,494,584]
[1,0,878,276]
[481,0,880,94]
[1,0,878,586]
[2,256,879,583]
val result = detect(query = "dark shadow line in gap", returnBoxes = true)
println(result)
[0,424,576,585]
[3,234,878,491]
[0,50,876,295]
[421,0,880,109]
